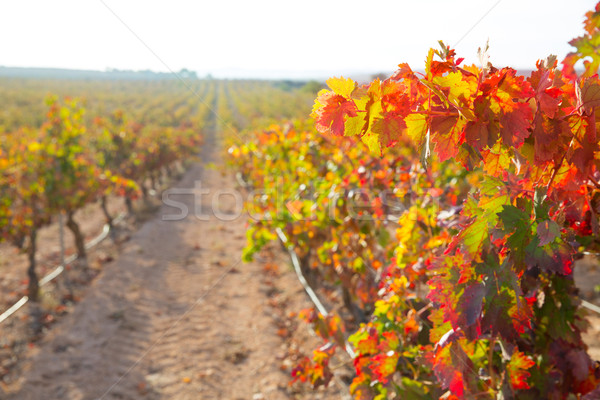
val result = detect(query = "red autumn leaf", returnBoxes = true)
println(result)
[369,351,400,384]
[313,91,358,136]
[571,145,597,176]
[531,112,570,163]
[482,141,511,177]
[428,187,444,197]
[464,119,492,151]
[371,115,405,150]
[499,103,532,148]
[489,68,535,99]
[431,116,464,161]
[391,62,416,81]
[355,330,379,355]
[378,331,400,352]
[567,114,599,176]
[507,350,535,390]
[529,62,563,118]
[464,96,495,151]
[430,341,475,397]
[481,288,532,341]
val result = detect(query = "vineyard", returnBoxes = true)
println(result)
[228,4,600,399]
[1,2,600,400]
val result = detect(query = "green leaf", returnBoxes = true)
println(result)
[377,226,391,247]
[458,179,509,259]
[397,377,433,400]
[498,205,530,231]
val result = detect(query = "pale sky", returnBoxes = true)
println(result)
[0,0,596,79]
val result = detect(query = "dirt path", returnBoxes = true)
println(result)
[3,108,342,399]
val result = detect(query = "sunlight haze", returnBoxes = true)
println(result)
[0,0,596,79]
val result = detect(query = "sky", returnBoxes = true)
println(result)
[0,0,596,80]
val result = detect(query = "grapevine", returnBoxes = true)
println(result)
[0,94,204,301]
[232,3,600,398]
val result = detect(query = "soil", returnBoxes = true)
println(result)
[576,256,600,361]
[0,187,127,310]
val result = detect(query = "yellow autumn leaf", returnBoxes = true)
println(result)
[326,76,356,98]
[405,113,428,145]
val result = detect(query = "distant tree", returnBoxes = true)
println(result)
[301,80,325,94]
[370,72,391,80]
[179,68,198,79]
